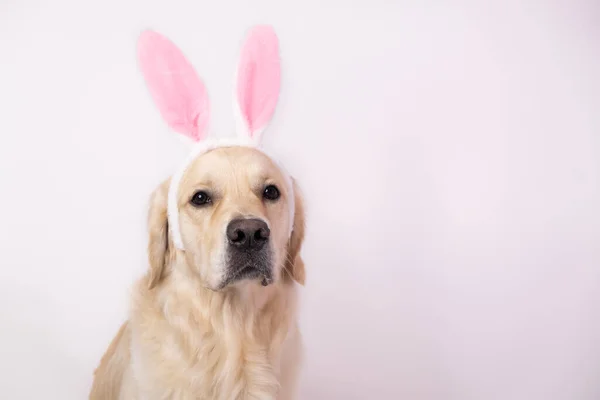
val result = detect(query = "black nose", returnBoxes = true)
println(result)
[226,218,270,250]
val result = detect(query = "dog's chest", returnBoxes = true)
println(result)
[131,316,290,399]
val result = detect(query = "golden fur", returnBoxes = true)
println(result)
[90,147,306,399]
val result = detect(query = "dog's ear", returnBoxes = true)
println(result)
[147,179,171,289]
[285,178,306,285]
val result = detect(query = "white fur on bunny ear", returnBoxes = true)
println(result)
[234,25,281,143]
[137,30,210,142]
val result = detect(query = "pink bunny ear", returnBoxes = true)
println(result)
[235,25,281,140]
[137,30,209,141]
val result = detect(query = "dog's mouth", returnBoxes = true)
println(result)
[235,264,262,281]
[221,259,274,289]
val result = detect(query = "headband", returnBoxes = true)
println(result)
[137,26,294,250]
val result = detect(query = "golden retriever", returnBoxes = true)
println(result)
[90,24,305,399]
[89,146,306,399]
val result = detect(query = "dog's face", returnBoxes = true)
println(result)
[146,146,305,291]
[178,146,293,290]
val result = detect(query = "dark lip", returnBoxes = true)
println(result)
[234,265,262,280]
[219,263,273,289]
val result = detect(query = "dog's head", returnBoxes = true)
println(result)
[146,147,305,290]
[137,26,305,290]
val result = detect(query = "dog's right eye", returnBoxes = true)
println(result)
[190,191,212,207]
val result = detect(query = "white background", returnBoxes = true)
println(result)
[1,1,599,399]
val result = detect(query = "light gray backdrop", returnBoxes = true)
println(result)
[0,1,598,399]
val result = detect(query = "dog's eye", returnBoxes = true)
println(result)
[263,185,280,201]
[190,191,211,207]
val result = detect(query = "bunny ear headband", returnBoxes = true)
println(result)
[137,25,294,250]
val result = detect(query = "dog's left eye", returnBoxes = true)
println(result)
[190,191,212,207]
[263,185,280,201]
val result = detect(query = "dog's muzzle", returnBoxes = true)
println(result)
[222,218,273,287]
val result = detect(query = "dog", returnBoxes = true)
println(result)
[89,26,306,399]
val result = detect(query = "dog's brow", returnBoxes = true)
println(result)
[252,173,271,190]
[187,178,222,198]
[193,178,215,188]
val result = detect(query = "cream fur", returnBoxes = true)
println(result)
[90,147,306,400]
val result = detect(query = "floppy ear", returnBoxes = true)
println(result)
[285,178,306,285]
[147,179,172,289]
[234,25,281,143]
[137,30,210,142]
